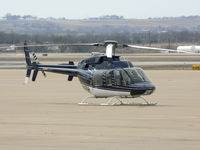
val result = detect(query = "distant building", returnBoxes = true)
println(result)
[47,46,59,51]
[6,45,16,51]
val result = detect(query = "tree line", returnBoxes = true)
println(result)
[2,14,124,20]
[1,31,200,44]
[0,31,200,52]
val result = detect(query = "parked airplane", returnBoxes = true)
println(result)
[177,46,200,53]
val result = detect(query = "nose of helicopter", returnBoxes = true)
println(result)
[129,82,156,96]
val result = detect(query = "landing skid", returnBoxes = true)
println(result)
[78,96,157,106]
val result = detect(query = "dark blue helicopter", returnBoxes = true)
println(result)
[24,40,158,105]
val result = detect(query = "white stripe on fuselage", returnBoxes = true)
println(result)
[88,87,130,98]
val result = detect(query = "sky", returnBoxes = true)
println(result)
[0,0,200,19]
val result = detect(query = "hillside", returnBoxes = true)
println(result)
[0,16,200,34]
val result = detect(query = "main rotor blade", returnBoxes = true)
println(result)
[0,43,100,49]
[125,44,200,54]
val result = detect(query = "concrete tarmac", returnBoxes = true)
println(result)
[0,69,200,150]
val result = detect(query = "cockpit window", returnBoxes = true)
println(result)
[120,69,132,85]
[135,68,150,82]
[122,67,150,84]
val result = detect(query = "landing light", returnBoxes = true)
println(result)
[144,90,153,95]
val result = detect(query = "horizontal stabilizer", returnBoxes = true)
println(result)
[69,61,74,65]
[68,75,73,81]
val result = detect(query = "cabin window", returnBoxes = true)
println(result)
[106,70,112,86]
[114,70,121,86]
[93,71,103,86]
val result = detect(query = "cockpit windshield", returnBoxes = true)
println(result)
[121,67,150,85]
[93,67,150,87]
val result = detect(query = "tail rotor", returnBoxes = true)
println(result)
[24,40,46,84]
[32,52,47,78]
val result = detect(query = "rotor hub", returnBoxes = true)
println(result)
[104,40,118,58]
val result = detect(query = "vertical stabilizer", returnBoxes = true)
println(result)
[24,40,32,84]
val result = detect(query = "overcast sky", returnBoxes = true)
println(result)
[0,0,200,19]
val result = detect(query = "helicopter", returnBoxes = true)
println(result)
[1,40,198,106]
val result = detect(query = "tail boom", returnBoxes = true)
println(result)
[23,41,78,83]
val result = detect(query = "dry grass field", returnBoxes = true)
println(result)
[0,69,200,150]
[1,17,200,34]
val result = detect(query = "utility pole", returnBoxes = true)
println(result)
[168,33,171,49]
[148,31,151,46]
